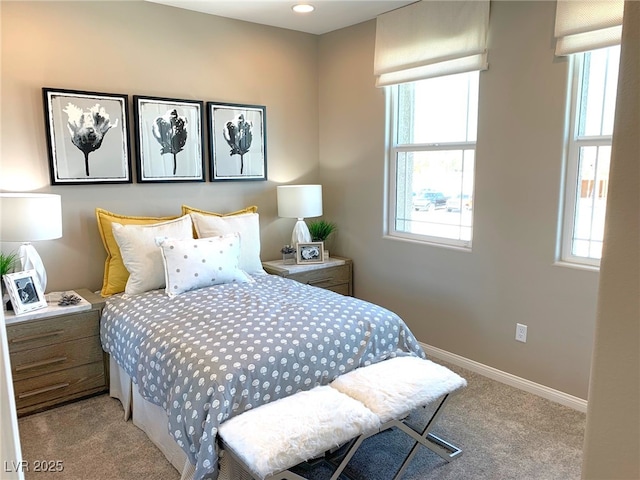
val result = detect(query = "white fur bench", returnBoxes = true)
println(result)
[218,385,380,480]
[219,356,466,480]
[331,356,467,478]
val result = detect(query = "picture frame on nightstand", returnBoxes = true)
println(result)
[296,242,324,264]
[3,269,47,315]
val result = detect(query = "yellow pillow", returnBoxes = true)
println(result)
[96,208,178,297]
[181,205,258,238]
[180,205,258,216]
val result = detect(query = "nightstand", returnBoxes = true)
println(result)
[262,256,353,296]
[5,288,107,416]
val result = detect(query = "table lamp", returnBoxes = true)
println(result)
[0,193,63,293]
[277,185,323,246]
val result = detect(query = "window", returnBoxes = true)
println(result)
[561,45,620,266]
[387,71,479,248]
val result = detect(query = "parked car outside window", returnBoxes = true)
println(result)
[388,71,478,248]
[413,191,448,211]
[446,194,472,212]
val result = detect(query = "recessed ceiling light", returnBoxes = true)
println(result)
[292,4,315,14]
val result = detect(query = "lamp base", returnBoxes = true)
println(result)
[291,219,312,246]
[18,243,47,293]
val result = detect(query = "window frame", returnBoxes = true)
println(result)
[385,74,478,250]
[560,48,618,268]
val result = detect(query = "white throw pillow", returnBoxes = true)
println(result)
[190,212,264,274]
[158,234,253,297]
[111,215,193,295]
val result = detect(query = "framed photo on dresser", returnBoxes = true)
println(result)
[296,242,325,264]
[3,270,47,315]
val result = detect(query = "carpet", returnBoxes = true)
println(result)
[18,362,585,479]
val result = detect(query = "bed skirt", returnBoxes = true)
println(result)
[109,356,251,480]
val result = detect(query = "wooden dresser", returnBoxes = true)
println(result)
[5,288,107,416]
[262,256,353,296]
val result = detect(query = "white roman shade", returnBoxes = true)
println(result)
[374,0,490,87]
[554,0,624,56]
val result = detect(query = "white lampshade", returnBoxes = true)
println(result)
[0,193,63,293]
[277,185,323,219]
[0,193,63,242]
[277,185,323,246]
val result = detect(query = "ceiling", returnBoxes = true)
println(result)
[146,0,416,35]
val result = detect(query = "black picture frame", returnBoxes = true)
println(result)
[207,102,267,181]
[43,88,132,185]
[133,96,205,183]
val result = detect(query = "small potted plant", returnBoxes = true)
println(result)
[280,245,296,265]
[0,251,18,310]
[307,220,337,257]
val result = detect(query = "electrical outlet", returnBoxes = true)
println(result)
[515,323,527,343]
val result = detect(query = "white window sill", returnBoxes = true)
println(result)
[553,260,599,273]
[383,233,472,253]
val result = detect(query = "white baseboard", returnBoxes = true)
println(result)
[421,343,588,413]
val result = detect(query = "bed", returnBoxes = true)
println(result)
[101,274,425,480]
[96,206,426,480]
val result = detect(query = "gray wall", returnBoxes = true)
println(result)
[1,1,605,401]
[582,1,640,477]
[3,2,639,476]
[318,1,600,399]
[0,0,320,292]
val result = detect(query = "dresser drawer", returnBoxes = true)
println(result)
[262,257,353,296]
[289,264,351,289]
[324,283,350,296]
[10,335,104,382]
[7,310,99,353]
[14,361,106,412]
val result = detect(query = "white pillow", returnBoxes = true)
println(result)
[190,212,264,274]
[111,215,193,295]
[158,234,253,297]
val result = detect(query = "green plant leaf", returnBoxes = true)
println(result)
[0,251,18,277]
[307,220,337,242]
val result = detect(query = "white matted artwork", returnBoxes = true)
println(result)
[43,88,131,185]
[208,102,267,181]
[134,96,205,182]
[3,270,47,315]
[296,242,325,264]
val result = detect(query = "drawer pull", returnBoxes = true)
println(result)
[15,356,68,372]
[308,278,332,285]
[10,330,65,344]
[18,382,70,399]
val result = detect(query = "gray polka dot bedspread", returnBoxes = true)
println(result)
[100,274,425,480]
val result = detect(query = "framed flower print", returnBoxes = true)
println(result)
[207,102,267,181]
[133,96,205,182]
[43,88,132,185]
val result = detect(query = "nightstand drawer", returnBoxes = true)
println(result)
[7,289,108,416]
[325,283,350,296]
[289,265,350,288]
[262,256,353,296]
[7,310,99,353]
[10,336,103,382]
[14,361,106,412]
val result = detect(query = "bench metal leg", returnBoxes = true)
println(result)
[225,393,462,480]
[327,432,374,480]
[391,393,463,480]
[293,393,463,480]
[225,431,374,480]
